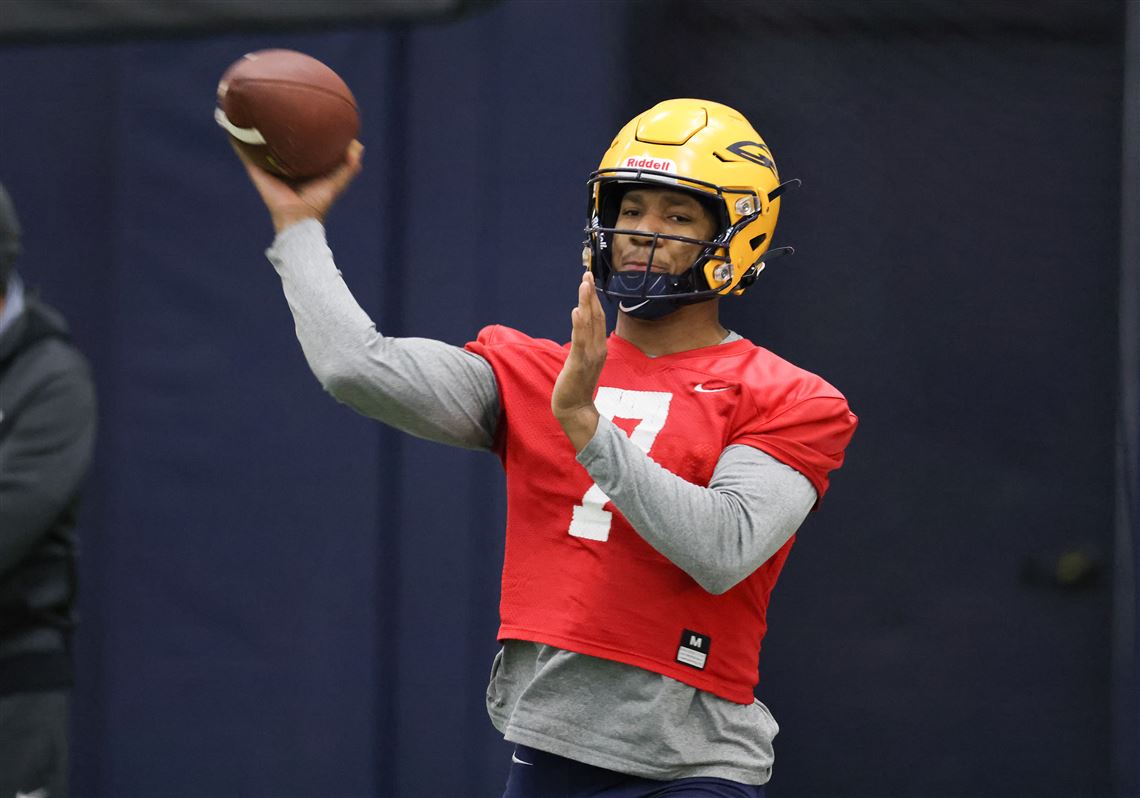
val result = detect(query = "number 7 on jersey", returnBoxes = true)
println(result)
[568,387,673,542]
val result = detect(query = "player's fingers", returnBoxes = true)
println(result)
[568,307,590,363]
[590,276,603,310]
[228,137,255,167]
[570,277,589,337]
[578,271,593,308]
[578,273,604,346]
[326,140,364,190]
[231,140,288,197]
[568,273,606,371]
[583,278,606,337]
[231,139,270,182]
[230,149,313,229]
[347,139,364,168]
[583,273,604,323]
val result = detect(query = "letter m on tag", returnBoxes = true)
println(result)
[676,629,711,670]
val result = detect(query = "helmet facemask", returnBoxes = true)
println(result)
[584,170,789,319]
[587,176,728,318]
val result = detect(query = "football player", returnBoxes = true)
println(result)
[234,99,857,797]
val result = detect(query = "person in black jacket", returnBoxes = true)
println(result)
[0,181,96,798]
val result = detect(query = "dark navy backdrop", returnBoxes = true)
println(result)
[0,1,1135,797]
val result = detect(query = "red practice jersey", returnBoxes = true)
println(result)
[466,326,857,704]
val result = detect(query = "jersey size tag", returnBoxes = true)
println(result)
[676,629,711,670]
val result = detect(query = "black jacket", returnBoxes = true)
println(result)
[0,296,96,694]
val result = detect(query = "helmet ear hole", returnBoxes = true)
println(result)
[749,232,767,251]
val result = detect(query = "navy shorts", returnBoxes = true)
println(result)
[502,744,766,798]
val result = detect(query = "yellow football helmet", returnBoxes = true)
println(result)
[584,98,798,317]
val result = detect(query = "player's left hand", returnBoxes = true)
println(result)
[552,270,606,452]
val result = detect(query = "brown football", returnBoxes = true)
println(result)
[216,49,359,179]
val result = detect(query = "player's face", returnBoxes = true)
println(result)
[611,189,717,277]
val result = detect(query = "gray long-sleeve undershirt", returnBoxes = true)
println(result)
[267,219,817,782]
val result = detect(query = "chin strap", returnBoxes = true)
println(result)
[738,245,796,288]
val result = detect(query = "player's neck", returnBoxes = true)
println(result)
[614,300,728,357]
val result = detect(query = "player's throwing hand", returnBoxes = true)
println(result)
[551,270,606,452]
[233,140,363,234]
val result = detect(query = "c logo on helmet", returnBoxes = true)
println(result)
[724,141,778,178]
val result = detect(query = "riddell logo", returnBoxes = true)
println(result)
[623,156,676,172]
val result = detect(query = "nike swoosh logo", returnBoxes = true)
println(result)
[618,300,650,312]
[694,383,732,393]
[511,753,534,766]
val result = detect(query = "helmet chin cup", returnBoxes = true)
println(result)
[618,299,685,320]
[607,270,708,320]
